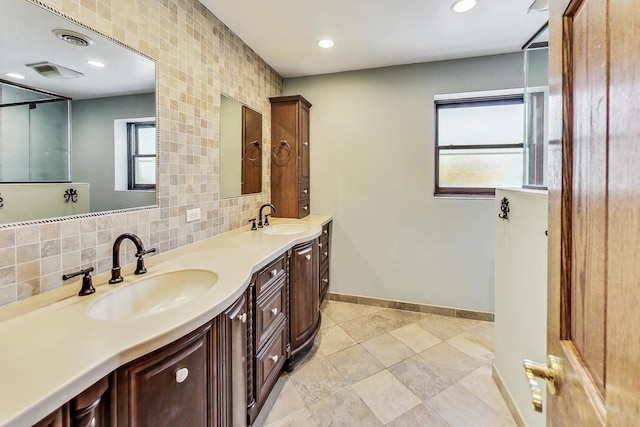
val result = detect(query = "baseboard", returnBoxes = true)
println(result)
[492,364,527,427]
[327,292,494,322]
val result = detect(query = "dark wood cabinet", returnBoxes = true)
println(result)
[319,222,332,301]
[70,376,112,427]
[221,294,249,427]
[115,321,217,427]
[270,95,312,218]
[248,256,289,424]
[288,240,320,362]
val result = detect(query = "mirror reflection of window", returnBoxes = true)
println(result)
[128,122,156,190]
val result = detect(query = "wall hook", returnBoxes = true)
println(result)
[64,188,78,203]
[499,197,509,220]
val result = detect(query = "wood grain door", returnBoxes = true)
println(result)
[545,0,640,424]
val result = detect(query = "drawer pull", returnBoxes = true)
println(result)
[303,141,309,146]
[271,307,278,315]
[269,355,279,363]
[323,251,328,256]
[303,205,309,211]
[323,230,328,234]
[303,189,309,194]
[271,269,278,277]
[322,278,329,284]
[175,368,189,383]
[237,312,247,323]
[305,254,311,260]
[318,242,323,248]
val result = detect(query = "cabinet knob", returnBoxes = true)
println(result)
[305,254,311,260]
[237,312,247,323]
[318,242,323,248]
[175,367,189,383]
[303,189,308,194]
[322,278,329,284]
[323,230,328,235]
[269,355,279,363]
[303,141,309,146]
[271,269,278,277]
[271,307,278,315]
[323,251,328,256]
[303,205,309,211]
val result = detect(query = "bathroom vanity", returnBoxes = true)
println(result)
[0,216,332,427]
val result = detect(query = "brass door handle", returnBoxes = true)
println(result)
[523,355,561,413]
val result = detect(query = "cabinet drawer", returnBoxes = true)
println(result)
[300,184,310,200]
[299,200,310,218]
[255,320,287,405]
[319,240,329,265]
[257,254,286,295]
[255,278,287,349]
[320,265,329,299]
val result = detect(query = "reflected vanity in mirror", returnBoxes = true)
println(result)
[0,0,156,224]
[219,95,263,198]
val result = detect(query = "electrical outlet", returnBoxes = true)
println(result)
[186,208,201,222]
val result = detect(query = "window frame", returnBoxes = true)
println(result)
[127,121,156,190]
[434,95,524,197]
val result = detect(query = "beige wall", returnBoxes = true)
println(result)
[284,53,524,312]
[0,0,282,305]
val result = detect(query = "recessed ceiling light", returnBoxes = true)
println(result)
[6,72,26,80]
[318,39,334,49]
[451,0,479,13]
[87,60,106,68]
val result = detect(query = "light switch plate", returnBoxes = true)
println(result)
[186,208,201,222]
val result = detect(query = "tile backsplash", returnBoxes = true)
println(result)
[0,0,283,306]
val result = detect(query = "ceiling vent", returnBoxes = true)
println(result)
[26,62,84,79]
[52,29,95,47]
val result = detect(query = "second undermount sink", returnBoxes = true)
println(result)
[262,224,309,235]
[87,269,218,321]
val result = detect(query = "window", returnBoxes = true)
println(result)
[127,121,156,190]
[435,95,524,196]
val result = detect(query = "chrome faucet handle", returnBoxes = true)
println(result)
[63,267,95,296]
[264,214,271,226]
[135,247,156,275]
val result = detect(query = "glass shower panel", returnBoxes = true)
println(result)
[29,100,70,181]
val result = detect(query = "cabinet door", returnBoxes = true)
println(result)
[221,294,249,427]
[289,241,320,356]
[116,322,217,427]
[300,105,310,181]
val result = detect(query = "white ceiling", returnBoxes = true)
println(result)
[200,0,548,78]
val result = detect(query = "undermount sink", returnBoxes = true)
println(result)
[262,224,309,235]
[87,269,218,321]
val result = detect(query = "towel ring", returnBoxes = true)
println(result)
[272,140,291,164]
[245,141,261,163]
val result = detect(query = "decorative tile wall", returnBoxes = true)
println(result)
[0,0,283,306]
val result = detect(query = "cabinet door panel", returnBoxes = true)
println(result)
[117,323,215,427]
[290,241,319,355]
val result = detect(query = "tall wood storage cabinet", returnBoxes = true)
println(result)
[269,95,312,218]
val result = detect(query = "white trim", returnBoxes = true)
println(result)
[434,88,523,101]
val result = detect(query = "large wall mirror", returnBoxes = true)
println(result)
[0,0,156,224]
[220,95,263,198]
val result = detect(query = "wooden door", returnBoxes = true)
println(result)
[545,0,640,424]
[289,241,320,357]
[241,106,262,195]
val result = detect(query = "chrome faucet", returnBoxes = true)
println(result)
[109,233,156,284]
[258,203,276,228]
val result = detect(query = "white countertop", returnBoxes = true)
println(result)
[0,215,332,427]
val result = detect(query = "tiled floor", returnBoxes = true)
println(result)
[253,300,515,427]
